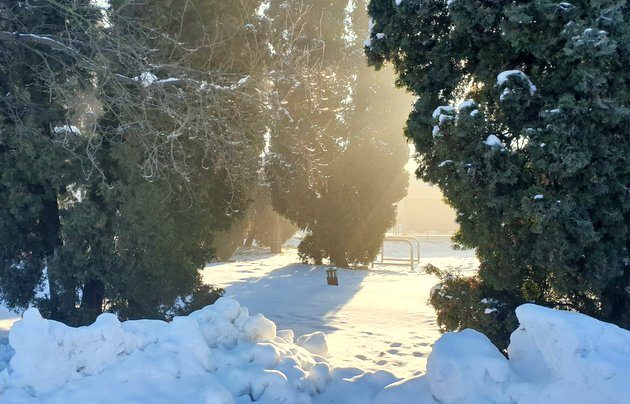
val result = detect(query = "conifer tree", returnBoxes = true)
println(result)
[0,0,267,323]
[267,0,409,267]
[0,0,102,320]
[366,0,629,346]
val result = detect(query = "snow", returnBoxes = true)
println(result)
[395,0,403,6]
[202,241,478,378]
[457,99,475,111]
[0,298,324,402]
[533,194,544,200]
[1,243,628,402]
[496,70,537,95]
[296,332,328,357]
[134,71,157,87]
[371,304,630,403]
[1,285,628,402]
[53,125,81,135]
[431,105,454,120]
[484,134,503,147]
[365,18,376,47]
[500,87,514,101]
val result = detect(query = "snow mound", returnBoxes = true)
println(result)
[380,304,630,403]
[508,304,630,403]
[1,300,629,403]
[296,331,328,357]
[0,298,328,403]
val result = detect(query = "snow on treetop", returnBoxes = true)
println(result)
[395,0,404,6]
[484,134,502,147]
[496,70,537,95]
[53,125,81,135]
[457,99,475,110]
[432,105,455,119]
[134,72,157,87]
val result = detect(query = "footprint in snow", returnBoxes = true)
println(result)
[389,342,403,348]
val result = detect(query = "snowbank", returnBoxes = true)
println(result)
[0,298,326,403]
[0,300,628,403]
[379,304,630,403]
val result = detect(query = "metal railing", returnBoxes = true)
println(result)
[372,236,422,270]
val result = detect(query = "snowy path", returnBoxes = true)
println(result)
[201,240,478,379]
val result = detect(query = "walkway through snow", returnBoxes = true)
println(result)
[201,239,478,378]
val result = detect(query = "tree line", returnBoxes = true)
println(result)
[0,0,409,324]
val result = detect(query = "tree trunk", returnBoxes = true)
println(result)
[40,187,73,321]
[244,231,255,248]
[330,250,349,268]
[270,212,282,254]
[81,278,105,321]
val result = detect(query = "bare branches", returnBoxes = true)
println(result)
[1,0,266,201]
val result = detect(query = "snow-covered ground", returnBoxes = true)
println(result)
[201,238,477,379]
[1,293,629,403]
[1,238,628,402]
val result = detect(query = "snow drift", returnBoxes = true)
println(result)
[0,300,628,403]
[376,304,630,404]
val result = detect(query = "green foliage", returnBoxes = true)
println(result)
[367,0,630,345]
[426,265,519,350]
[267,0,409,267]
[244,188,297,249]
[0,0,264,324]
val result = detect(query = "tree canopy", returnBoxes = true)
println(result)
[366,0,629,347]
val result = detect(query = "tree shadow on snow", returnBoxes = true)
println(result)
[222,263,370,337]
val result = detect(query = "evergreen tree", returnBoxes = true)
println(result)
[0,1,267,323]
[267,0,409,267]
[366,0,629,346]
[0,0,102,320]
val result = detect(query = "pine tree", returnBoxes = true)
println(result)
[0,1,267,324]
[267,0,409,267]
[0,0,102,321]
[366,0,629,346]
